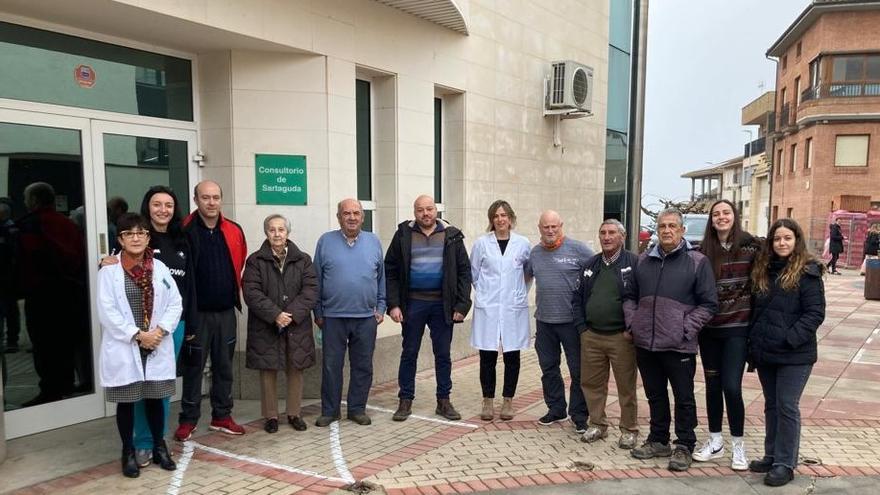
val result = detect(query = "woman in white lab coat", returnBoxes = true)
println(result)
[98,213,182,478]
[471,200,531,422]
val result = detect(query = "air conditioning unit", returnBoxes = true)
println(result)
[545,60,593,115]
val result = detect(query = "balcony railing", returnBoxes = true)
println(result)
[801,82,880,102]
[743,136,766,157]
[778,102,793,129]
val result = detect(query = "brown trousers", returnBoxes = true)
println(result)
[580,329,639,432]
[260,367,304,419]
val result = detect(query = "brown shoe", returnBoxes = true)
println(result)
[435,399,462,420]
[480,398,494,421]
[499,397,515,421]
[392,399,413,422]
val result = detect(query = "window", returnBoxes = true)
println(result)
[795,76,801,105]
[355,78,374,231]
[434,97,443,207]
[805,138,813,169]
[796,41,802,58]
[0,21,193,120]
[835,135,869,167]
[790,143,797,173]
[782,55,788,70]
[787,207,793,218]
[809,59,820,87]
[829,54,880,96]
[776,148,784,176]
[772,205,779,221]
[732,169,740,184]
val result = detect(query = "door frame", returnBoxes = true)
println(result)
[89,121,198,417]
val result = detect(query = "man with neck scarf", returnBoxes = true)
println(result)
[525,210,593,432]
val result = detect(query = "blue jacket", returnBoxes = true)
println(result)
[625,240,718,354]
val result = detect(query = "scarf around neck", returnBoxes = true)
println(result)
[122,249,154,330]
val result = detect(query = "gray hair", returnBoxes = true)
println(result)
[600,218,626,236]
[24,182,55,210]
[657,208,683,227]
[263,214,291,235]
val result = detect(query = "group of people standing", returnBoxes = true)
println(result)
[96,184,825,489]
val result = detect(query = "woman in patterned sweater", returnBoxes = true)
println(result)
[691,200,761,470]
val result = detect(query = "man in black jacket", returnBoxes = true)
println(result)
[385,195,472,421]
[572,219,640,450]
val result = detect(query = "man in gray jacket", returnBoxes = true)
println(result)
[626,209,717,472]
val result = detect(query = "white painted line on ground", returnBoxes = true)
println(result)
[166,441,194,495]
[329,421,356,484]
[341,401,480,429]
[854,348,866,363]
[189,441,349,484]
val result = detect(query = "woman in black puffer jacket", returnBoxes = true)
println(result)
[747,218,825,487]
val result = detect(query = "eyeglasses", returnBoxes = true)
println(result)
[120,230,149,239]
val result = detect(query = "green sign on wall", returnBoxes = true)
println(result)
[255,154,307,205]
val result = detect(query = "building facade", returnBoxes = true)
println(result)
[0,0,646,441]
[742,91,775,237]
[767,0,880,252]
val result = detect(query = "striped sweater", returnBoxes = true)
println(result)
[702,236,760,338]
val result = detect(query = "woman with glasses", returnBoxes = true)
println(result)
[101,186,196,468]
[98,213,182,478]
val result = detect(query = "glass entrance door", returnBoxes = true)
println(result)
[0,108,104,438]
[1,111,197,439]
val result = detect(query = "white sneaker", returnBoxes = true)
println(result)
[731,441,748,471]
[692,438,725,461]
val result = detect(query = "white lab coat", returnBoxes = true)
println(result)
[470,231,532,351]
[97,257,182,387]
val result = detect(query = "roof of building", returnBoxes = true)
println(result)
[767,0,880,57]
[681,156,743,179]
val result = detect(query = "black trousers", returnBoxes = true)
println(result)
[699,333,747,437]
[179,309,237,423]
[636,347,698,451]
[479,350,520,398]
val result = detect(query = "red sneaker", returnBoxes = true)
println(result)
[209,417,245,435]
[174,422,197,442]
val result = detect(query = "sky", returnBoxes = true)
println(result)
[642,0,811,210]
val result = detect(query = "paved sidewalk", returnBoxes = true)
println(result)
[3,270,880,494]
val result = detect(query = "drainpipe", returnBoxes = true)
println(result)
[627,0,649,251]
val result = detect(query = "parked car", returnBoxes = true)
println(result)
[647,213,709,250]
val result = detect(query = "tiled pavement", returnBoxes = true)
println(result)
[7,270,880,494]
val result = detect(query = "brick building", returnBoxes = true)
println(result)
[767,0,880,252]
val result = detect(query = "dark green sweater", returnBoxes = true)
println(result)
[585,261,626,333]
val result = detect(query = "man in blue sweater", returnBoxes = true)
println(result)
[313,198,386,427]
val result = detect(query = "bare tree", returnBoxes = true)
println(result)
[640,197,710,224]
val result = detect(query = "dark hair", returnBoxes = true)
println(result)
[116,212,150,234]
[701,199,752,278]
[140,185,186,249]
[486,199,517,232]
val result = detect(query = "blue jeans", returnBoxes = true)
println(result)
[398,299,453,400]
[134,321,185,449]
[535,321,587,423]
[757,363,813,469]
[321,316,377,417]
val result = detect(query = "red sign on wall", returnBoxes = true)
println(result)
[74,64,96,88]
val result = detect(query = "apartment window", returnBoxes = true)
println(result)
[795,76,801,106]
[835,135,870,167]
[782,55,788,70]
[787,207,793,218]
[805,138,813,169]
[772,205,779,221]
[355,78,374,231]
[796,41,802,58]
[810,59,820,87]
[776,148,784,176]
[732,170,740,184]
[829,54,880,96]
[789,143,797,173]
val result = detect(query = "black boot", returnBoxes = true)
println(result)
[121,449,140,478]
[764,465,794,487]
[152,440,177,471]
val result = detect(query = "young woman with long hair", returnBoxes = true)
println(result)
[747,218,825,487]
[692,200,760,470]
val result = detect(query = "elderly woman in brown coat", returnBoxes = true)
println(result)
[243,214,318,433]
